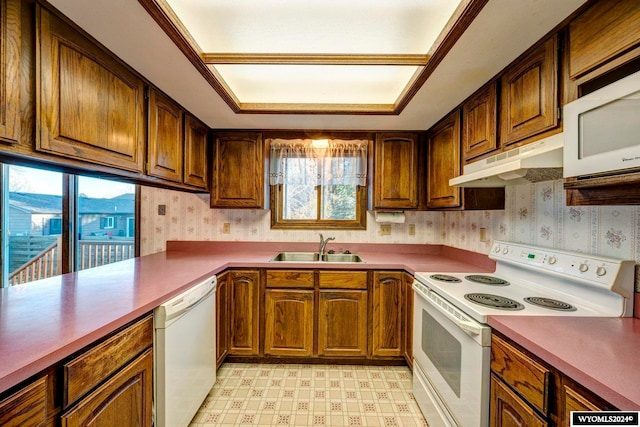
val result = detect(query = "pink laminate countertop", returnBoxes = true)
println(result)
[488,316,640,410]
[0,242,492,394]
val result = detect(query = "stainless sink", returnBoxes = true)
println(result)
[269,252,364,263]
[270,252,320,262]
[321,253,364,263]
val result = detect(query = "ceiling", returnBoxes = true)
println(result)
[48,0,587,131]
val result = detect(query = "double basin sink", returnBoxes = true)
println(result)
[270,252,364,263]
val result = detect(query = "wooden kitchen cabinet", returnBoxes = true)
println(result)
[229,270,261,355]
[569,0,640,80]
[264,289,314,357]
[147,87,184,183]
[372,271,403,357]
[216,271,230,368]
[561,378,614,426]
[427,110,461,209]
[402,273,414,369]
[462,81,498,163]
[0,0,21,145]
[373,133,419,209]
[211,132,264,208]
[490,374,548,427]
[0,376,48,427]
[62,315,153,426]
[37,5,145,173]
[499,35,559,147]
[318,290,368,357]
[184,113,209,190]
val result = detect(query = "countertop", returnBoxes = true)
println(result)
[0,242,492,394]
[488,316,640,410]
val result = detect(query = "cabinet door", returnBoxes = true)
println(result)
[490,374,548,427]
[462,81,497,162]
[569,0,640,79]
[0,0,21,145]
[211,132,264,208]
[184,114,209,189]
[427,110,461,209]
[318,290,367,357]
[402,273,414,369]
[264,289,314,357]
[216,272,229,368]
[561,380,614,426]
[61,349,153,427]
[0,376,47,427]
[372,272,403,357]
[147,88,183,182]
[500,35,558,146]
[373,133,419,209]
[229,270,260,355]
[37,6,144,172]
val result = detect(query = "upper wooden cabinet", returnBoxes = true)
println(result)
[147,88,184,183]
[427,110,461,209]
[462,81,497,163]
[37,6,145,173]
[373,133,419,210]
[500,35,559,147]
[0,0,21,145]
[211,132,264,208]
[569,0,640,80]
[184,114,209,190]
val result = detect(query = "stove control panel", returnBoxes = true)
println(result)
[489,240,634,296]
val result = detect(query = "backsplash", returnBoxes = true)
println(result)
[140,180,639,290]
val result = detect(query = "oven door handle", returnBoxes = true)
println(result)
[426,290,485,337]
[457,320,482,336]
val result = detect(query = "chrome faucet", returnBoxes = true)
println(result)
[319,233,335,256]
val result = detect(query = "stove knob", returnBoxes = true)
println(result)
[494,245,501,253]
[502,247,509,255]
[548,256,557,265]
[579,263,589,273]
[596,266,607,277]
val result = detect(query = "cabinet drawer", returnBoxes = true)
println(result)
[64,315,153,407]
[0,376,47,427]
[266,270,314,288]
[491,335,550,415]
[319,271,367,289]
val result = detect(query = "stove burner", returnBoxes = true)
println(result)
[524,297,577,311]
[429,274,462,283]
[465,275,510,286]
[464,293,524,310]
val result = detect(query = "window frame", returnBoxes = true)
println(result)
[268,133,371,230]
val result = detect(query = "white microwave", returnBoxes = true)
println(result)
[564,70,640,179]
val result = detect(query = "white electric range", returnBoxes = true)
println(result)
[412,240,635,427]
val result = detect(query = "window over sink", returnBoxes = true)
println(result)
[268,137,370,229]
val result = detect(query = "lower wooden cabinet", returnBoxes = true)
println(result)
[402,273,414,369]
[61,349,153,427]
[318,290,368,357]
[216,272,230,368]
[264,289,314,357]
[490,373,548,427]
[372,272,403,357]
[229,270,261,356]
[0,376,48,427]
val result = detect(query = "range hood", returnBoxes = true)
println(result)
[449,133,564,187]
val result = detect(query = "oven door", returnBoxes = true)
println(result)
[413,283,491,427]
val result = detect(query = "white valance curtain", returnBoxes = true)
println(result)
[268,139,368,186]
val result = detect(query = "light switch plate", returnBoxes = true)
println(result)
[223,223,231,234]
[408,224,416,235]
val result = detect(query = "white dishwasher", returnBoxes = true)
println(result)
[154,275,217,427]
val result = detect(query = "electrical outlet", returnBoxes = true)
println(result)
[479,227,487,242]
[380,224,391,236]
[408,224,416,236]
[223,223,231,234]
[157,204,166,216]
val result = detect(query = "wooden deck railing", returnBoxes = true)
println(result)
[8,239,135,286]
[8,238,61,286]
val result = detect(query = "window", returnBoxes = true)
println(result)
[269,138,369,229]
[0,165,138,287]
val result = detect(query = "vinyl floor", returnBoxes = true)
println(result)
[188,363,429,426]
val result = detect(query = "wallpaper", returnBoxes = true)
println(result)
[140,180,640,266]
